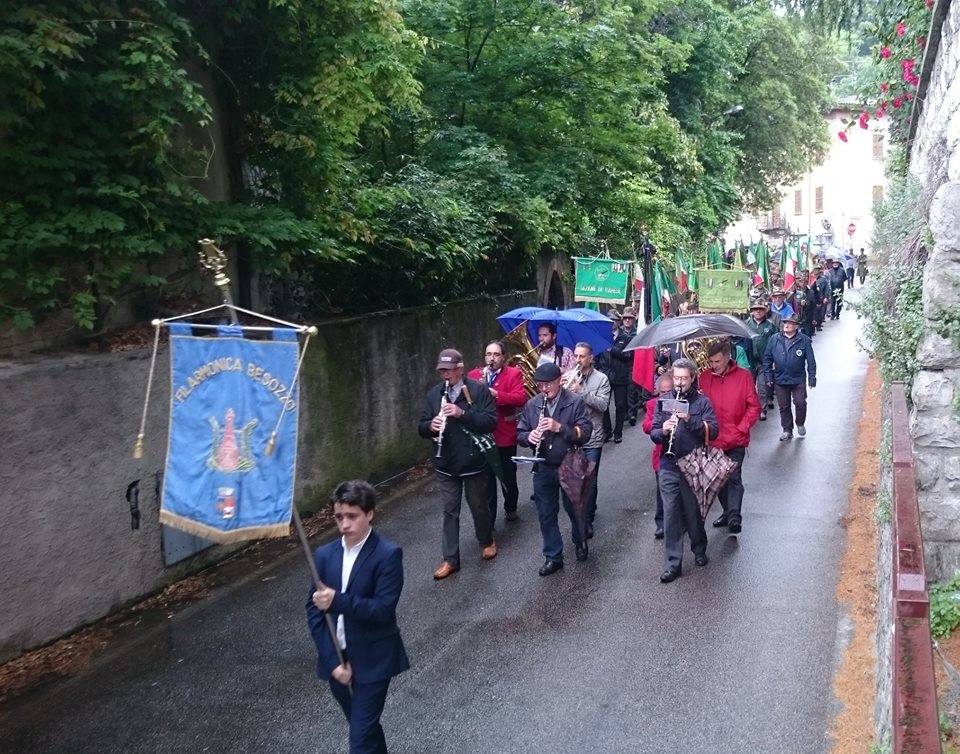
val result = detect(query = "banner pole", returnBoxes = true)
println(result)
[291,504,350,676]
[196,239,350,690]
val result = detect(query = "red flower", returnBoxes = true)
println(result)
[838,131,848,142]
[881,99,889,107]
[880,46,892,59]
[880,82,890,93]
[892,97,903,109]
[926,0,934,8]
[875,108,885,119]
[896,21,907,36]
[906,92,914,101]
[858,112,870,129]
[918,36,926,47]
[902,58,916,72]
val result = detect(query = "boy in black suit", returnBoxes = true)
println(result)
[306,480,409,753]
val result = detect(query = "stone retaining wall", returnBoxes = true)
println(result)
[908,0,960,580]
[0,291,533,662]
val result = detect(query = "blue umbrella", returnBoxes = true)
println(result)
[497,306,615,353]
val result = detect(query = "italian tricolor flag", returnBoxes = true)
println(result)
[783,242,802,291]
[749,242,770,287]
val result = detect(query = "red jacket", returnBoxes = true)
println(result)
[697,361,761,451]
[642,397,662,472]
[467,365,528,447]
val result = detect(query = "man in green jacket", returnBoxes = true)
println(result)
[744,301,778,421]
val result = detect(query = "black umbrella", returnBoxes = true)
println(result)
[624,314,754,350]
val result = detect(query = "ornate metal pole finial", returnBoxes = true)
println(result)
[197,239,238,325]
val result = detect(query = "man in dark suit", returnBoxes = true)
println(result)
[306,480,410,754]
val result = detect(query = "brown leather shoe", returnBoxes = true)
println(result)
[481,542,498,560]
[433,561,459,580]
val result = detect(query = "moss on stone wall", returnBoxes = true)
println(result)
[295,291,534,513]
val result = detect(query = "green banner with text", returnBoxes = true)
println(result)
[573,257,632,304]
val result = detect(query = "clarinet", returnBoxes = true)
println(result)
[532,396,548,464]
[664,388,682,457]
[435,379,451,458]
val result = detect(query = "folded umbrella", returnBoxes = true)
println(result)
[624,314,753,350]
[558,450,596,544]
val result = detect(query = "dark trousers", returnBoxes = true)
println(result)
[436,471,494,567]
[584,446,603,525]
[602,405,613,438]
[658,465,706,569]
[801,321,815,338]
[486,445,519,523]
[717,447,746,520]
[815,301,827,327]
[752,367,772,407]
[532,465,583,561]
[774,383,807,432]
[831,287,844,318]
[846,267,855,288]
[627,384,641,423]
[859,271,867,285]
[329,677,391,754]
[611,383,628,439]
[655,470,663,530]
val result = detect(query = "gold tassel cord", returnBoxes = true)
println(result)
[133,321,162,459]
[263,327,315,456]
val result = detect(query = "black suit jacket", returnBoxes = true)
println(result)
[305,531,410,684]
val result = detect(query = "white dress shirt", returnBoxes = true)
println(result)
[337,530,372,650]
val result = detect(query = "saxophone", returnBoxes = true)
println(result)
[434,379,451,458]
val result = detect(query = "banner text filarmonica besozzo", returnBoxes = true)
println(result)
[173,358,296,410]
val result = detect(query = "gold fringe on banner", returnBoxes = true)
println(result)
[159,509,291,543]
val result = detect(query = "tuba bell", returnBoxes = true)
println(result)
[501,322,540,398]
[681,337,721,373]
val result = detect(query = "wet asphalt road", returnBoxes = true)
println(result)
[1,300,869,754]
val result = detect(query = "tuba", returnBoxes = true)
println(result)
[501,322,540,397]
[681,338,721,373]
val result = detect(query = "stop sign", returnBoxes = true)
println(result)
[847,222,857,236]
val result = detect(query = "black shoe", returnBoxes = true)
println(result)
[586,524,594,540]
[628,417,637,426]
[694,554,709,567]
[660,566,681,583]
[654,528,664,540]
[575,543,588,562]
[538,559,563,577]
[613,436,623,444]
[712,513,728,528]
[759,409,767,421]
[728,517,742,534]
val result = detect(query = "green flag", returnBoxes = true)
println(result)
[707,240,724,269]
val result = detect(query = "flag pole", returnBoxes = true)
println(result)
[197,240,349,682]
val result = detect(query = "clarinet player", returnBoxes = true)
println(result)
[650,357,719,583]
[517,363,592,575]
[418,348,498,581]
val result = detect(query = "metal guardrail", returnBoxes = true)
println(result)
[890,381,942,753]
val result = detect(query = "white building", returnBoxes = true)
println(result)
[725,105,890,256]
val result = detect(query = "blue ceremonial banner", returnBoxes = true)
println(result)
[160,325,300,542]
